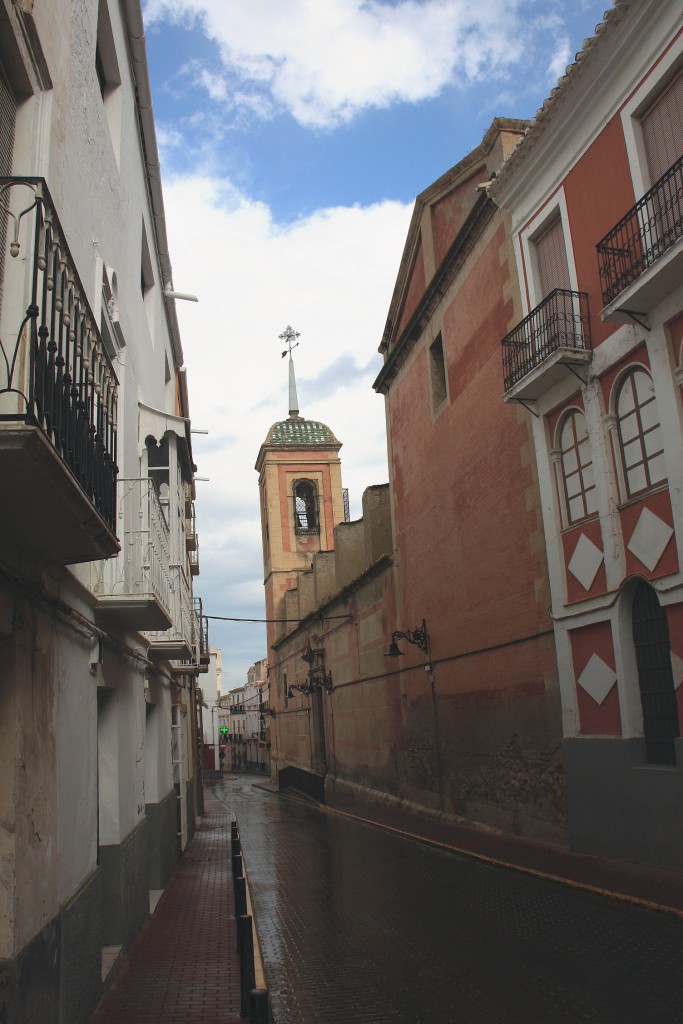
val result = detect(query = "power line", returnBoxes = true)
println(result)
[205,614,351,623]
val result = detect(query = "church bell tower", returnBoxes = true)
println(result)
[255,327,345,655]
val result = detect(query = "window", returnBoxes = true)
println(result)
[141,221,156,341]
[559,410,597,524]
[294,480,319,535]
[96,0,122,161]
[641,67,683,186]
[429,334,447,408]
[632,582,679,765]
[616,368,666,498]
[535,216,571,299]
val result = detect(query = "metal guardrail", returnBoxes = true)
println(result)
[231,817,269,1023]
[95,478,173,615]
[0,177,118,529]
[597,154,683,306]
[501,288,590,393]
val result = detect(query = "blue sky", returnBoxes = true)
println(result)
[141,0,613,691]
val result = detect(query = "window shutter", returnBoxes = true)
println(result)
[535,217,571,298]
[0,67,16,176]
[0,66,16,318]
[641,68,683,185]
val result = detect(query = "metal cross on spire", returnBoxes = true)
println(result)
[279,324,300,358]
[279,325,301,418]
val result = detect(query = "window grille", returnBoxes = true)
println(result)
[293,480,319,535]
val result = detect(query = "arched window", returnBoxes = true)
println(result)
[632,581,679,764]
[616,368,666,498]
[559,410,597,524]
[294,480,319,535]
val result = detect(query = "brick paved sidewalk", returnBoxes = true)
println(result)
[91,791,242,1024]
[321,794,683,916]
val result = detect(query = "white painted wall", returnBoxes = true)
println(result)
[0,0,199,969]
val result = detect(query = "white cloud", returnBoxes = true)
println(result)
[144,0,537,128]
[162,171,412,686]
[547,36,571,82]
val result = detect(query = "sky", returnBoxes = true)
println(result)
[141,0,612,692]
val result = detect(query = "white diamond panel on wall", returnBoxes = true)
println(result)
[671,650,683,691]
[577,653,618,705]
[568,533,604,591]
[627,507,674,572]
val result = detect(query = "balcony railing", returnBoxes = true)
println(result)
[597,154,683,306]
[144,561,194,660]
[0,178,118,535]
[186,502,197,550]
[193,596,210,664]
[94,479,173,630]
[501,289,591,394]
[189,540,200,576]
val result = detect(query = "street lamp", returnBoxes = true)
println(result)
[385,619,429,658]
[287,669,333,698]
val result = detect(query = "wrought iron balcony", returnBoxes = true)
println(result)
[597,154,683,311]
[501,289,591,399]
[185,502,197,550]
[94,479,173,631]
[189,540,200,576]
[144,560,194,661]
[0,177,119,562]
[193,596,210,666]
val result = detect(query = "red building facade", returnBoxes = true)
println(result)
[491,0,683,869]
[261,120,569,843]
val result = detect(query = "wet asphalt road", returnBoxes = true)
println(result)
[212,778,683,1024]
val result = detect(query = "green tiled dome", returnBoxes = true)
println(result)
[265,417,340,448]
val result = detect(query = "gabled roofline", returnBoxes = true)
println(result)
[380,117,528,355]
[489,1,630,202]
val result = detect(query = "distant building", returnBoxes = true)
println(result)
[200,649,223,767]
[245,659,270,773]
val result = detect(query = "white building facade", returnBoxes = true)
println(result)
[0,1,206,1020]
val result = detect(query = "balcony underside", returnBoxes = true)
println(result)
[171,661,201,676]
[504,348,592,402]
[95,595,173,631]
[0,422,119,564]
[601,236,683,324]
[147,637,194,661]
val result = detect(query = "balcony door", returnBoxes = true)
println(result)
[632,581,679,765]
[640,69,683,263]
[641,68,683,185]
[533,217,574,361]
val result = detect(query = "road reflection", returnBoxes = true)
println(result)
[212,778,683,1024]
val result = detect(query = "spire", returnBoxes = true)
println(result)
[279,325,301,418]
